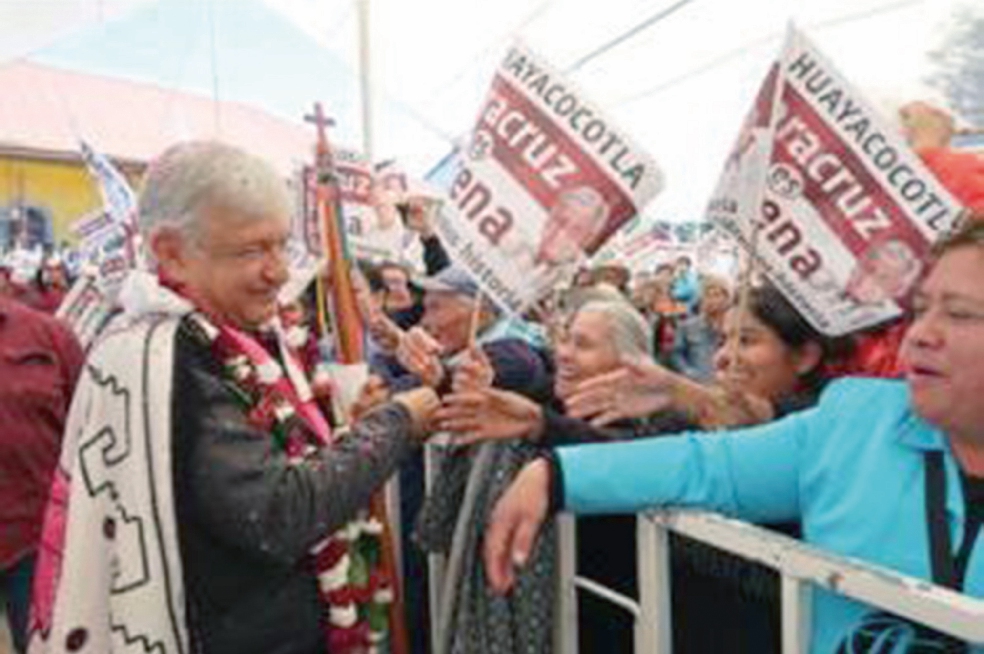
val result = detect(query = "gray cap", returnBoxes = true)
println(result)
[415,266,479,298]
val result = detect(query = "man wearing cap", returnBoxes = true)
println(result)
[390,266,551,398]
[360,265,551,654]
[398,266,554,651]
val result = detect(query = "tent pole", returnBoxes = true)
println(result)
[356,5,409,654]
[357,0,373,161]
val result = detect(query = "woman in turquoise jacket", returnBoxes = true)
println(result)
[485,219,984,653]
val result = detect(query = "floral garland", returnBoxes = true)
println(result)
[192,314,393,653]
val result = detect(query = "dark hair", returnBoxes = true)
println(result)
[745,285,819,350]
[356,260,386,294]
[377,260,409,278]
[932,215,984,258]
[742,284,852,392]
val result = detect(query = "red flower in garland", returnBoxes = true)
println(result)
[326,620,370,652]
[313,537,347,570]
[325,586,360,606]
[247,395,278,431]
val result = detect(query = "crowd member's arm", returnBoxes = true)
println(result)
[557,410,807,517]
[404,196,451,275]
[902,101,984,211]
[481,338,553,401]
[485,405,816,592]
[395,326,446,388]
[421,234,450,276]
[396,321,552,400]
[436,386,690,446]
[436,388,544,444]
[566,358,773,429]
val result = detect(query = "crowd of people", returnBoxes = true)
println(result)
[0,245,75,315]
[0,96,982,654]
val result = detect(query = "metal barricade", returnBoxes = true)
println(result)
[554,509,984,653]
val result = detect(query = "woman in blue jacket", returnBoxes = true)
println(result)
[485,219,984,653]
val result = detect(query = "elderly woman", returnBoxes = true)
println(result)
[419,298,657,654]
[486,219,984,653]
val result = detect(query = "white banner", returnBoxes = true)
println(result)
[706,26,962,336]
[432,42,664,314]
[79,140,137,231]
[78,140,139,297]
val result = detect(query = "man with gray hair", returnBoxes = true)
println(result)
[28,141,439,654]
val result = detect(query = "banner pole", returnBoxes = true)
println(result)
[468,290,484,346]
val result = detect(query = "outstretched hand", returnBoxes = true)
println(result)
[392,386,442,440]
[565,357,678,426]
[900,101,954,151]
[402,195,438,237]
[396,327,445,388]
[349,374,391,423]
[365,303,404,354]
[697,382,775,429]
[435,387,543,445]
[452,345,495,393]
[484,458,552,594]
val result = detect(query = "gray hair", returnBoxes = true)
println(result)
[575,298,653,359]
[562,282,625,314]
[137,141,291,247]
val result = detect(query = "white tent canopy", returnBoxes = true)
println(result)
[0,0,967,225]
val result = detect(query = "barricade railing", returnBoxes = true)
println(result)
[555,509,984,653]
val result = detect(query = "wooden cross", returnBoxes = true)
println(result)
[304,102,337,182]
[304,103,335,152]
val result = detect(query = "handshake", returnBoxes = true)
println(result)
[351,323,497,440]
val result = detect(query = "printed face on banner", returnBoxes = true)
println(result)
[706,26,962,336]
[535,186,610,266]
[431,42,663,315]
[844,239,923,306]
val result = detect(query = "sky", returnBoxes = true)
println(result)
[0,0,973,225]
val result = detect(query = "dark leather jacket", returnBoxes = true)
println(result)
[171,319,417,654]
